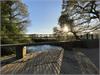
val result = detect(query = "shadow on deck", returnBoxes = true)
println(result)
[0,49,64,74]
[1,55,16,67]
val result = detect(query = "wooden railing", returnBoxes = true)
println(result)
[1,39,99,59]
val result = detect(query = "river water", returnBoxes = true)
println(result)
[26,45,62,53]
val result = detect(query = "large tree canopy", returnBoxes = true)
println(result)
[1,0,30,44]
[58,0,100,39]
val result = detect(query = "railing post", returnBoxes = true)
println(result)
[91,34,94,40]
[86,34,89,39]
[16,46,26,59]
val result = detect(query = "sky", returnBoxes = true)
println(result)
[23,0,62,34]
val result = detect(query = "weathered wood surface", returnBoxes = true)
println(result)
[60,49,99,74]
[0,49,64,74]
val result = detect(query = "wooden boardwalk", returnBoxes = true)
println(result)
[0,49,64,74]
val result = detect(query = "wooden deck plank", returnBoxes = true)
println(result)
[0,49,64,74]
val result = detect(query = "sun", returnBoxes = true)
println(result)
[63,26,69,32]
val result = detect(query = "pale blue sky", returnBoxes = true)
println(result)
[23,0,62,34]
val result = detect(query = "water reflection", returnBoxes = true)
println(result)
[26,45,61,53]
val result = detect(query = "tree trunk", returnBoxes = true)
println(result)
[72,32,80,40]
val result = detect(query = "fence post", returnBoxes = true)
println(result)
[86,34,89,39]
[16,46,26,59]
[91,34,94,40]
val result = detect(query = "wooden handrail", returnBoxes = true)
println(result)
[0,41,69,47]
